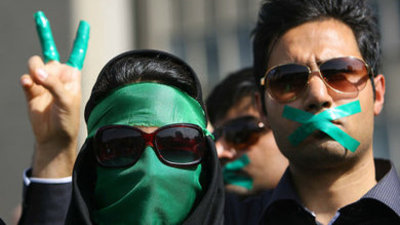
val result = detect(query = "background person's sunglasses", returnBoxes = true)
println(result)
[260,56,372,103]
[213,116,267,150]
[94,123,206,168]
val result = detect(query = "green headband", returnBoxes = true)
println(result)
[87,82,209,138]
[283,100,361,152]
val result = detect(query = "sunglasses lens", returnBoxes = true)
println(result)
[95,127,145,167]
[320,57,369,93]
[267,64,309,102]
[223,116,266,149]
[156,126,205,165]
[265,57,370,102]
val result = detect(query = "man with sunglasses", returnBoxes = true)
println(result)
[206,68,288,195]
[225,0,400,225]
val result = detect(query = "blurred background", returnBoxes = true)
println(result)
[0,0,399,223]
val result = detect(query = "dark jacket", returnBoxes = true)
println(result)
[224,159,400,225]
[65,135,225,225]
[18,171,72,225]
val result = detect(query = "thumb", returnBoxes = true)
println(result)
[32,68,66,105]
[20,74,45,102]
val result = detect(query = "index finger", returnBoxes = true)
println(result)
[34,11,60,63]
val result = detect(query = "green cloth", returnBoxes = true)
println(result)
[91,82,207,224]
[87,82,209,138]
[94,147,203,225]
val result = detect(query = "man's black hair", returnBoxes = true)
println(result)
[252,0,381,105]
[84,50,205,122]
[206,67,257,126]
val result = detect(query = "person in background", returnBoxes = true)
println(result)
[206,67,288,195]
[225,0,400,224]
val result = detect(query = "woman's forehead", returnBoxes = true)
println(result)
[134,126,158,133]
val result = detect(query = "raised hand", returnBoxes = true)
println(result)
[20,11,90,178]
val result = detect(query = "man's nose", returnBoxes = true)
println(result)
[302,71,333,112]
[215,139,238,163]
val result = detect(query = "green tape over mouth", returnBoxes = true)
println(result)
[223,154,253,190]
[282,101,361,152]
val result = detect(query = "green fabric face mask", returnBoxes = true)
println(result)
[93,147,203,225]
[89,83,208,225]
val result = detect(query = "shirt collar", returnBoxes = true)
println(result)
[262,167,301,211]
[363,159,400,217]
[263,159,400,217]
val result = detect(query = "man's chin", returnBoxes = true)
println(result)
[303,130,334,143]
[225,184,251,195]
[286,139,354,169]
[299,131,347,152]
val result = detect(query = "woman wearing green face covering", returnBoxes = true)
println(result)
[63,50,225,225]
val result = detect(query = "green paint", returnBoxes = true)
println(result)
[66,21,90,70]
[34,11,90,70]
[34,11,60,62]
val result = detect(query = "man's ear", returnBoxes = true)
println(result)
[373,74,385,116]
[254,92,269,126]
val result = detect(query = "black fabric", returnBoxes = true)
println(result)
[224,191,270,225]
[258,199,400,225]
[225,159,400,225]
[18,171,72,225]
[0,218,5,225]
[65,136,225,225]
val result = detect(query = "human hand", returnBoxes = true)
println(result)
[20,11,90,178]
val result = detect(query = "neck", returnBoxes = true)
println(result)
[290,151,377,225]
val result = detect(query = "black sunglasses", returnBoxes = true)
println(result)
[213,116,266,150]
[260,56,372,103]
[94,123,206,168]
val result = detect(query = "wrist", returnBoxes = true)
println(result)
[32,140,78,178]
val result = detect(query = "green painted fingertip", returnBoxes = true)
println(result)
[34,11,60,62]
[67,20,90,70]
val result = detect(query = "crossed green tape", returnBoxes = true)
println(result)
[34,11,90,70]
[223,154,253,190]
[282,100,361,152]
